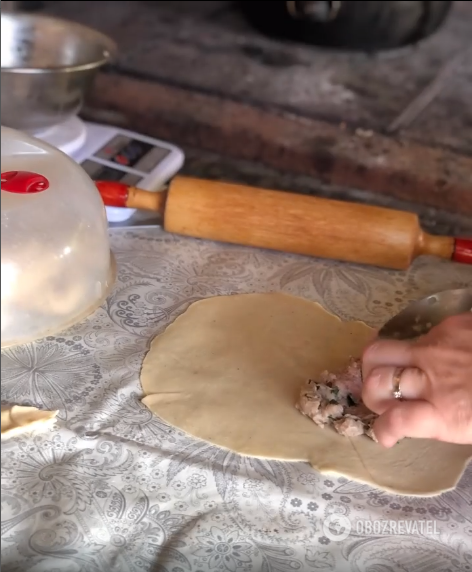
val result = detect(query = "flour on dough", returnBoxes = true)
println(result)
[140,293,472,496]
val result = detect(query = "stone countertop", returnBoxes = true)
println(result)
[39,0,472,221]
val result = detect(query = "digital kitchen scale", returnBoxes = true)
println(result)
[35,116,185,223]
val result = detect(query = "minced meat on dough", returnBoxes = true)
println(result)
[296,358,378,441]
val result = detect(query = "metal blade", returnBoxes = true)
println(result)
[378,288,472,341]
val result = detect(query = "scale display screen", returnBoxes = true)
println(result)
[33,118,185,223]
[80,160,142,186]
[94,135,171,173]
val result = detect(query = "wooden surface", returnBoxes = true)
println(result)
[40,1,472,218]
[42,1,472,151]
[86,72,472,215]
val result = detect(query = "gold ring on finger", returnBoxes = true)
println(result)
[392,367,405,400]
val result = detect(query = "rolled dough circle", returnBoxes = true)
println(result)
[141,293,472,496]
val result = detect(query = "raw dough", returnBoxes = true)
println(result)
[1,405,57,438]
[141,293,472,496]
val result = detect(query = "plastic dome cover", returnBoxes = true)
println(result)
[1,126,115,348]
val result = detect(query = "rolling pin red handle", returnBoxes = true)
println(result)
[95,181,167,214]
[452,238,472,264]
[95,180,129,207]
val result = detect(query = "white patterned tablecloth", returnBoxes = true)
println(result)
[2,227,472,572]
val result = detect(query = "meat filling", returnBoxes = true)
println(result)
[296,358,378,441]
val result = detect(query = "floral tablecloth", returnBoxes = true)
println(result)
[2,227,472,572]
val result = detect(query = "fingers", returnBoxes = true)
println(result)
[362,339,416,381]
[362,366,430,415]
[433,312,472,335]
[372,400,442,448]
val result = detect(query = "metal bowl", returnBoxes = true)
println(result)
[1,13,116,134]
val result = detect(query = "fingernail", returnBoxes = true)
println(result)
[374,429,396,449]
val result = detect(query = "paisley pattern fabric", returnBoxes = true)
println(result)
[2,228,471,572]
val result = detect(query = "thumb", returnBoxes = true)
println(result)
[372,400,441,448]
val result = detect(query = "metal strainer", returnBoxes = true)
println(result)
[1,12,116,133]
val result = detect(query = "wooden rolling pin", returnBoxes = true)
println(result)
[96,177,472,270]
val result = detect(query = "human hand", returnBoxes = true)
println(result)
[361,313,472,448]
